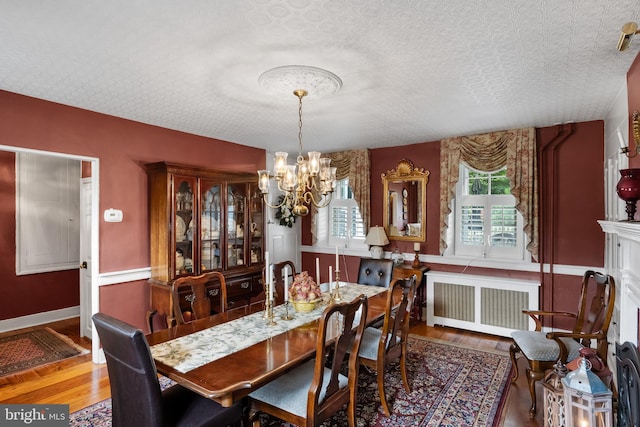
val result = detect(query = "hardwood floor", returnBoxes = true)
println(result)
[0,318,543,425]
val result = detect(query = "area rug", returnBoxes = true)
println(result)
[0,327,88,377]
[69,335,512,427]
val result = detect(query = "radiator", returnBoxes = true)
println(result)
[427,272,539,337]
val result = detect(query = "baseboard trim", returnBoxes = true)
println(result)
[0,306,80,333]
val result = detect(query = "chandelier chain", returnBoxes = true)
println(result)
[298,92,304,155]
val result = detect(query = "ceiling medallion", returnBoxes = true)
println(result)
[258,65,342,98]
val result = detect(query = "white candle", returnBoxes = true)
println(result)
[284,272,289,301]
[335,246,339,271]
[264,251,271,301]
[329,266,333,290]
[414,242,421,252]
[316,257,320,285]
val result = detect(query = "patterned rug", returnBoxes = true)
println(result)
[69,335,512,427]
[0,327,88,377]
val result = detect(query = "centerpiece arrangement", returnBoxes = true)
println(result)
[288,271,322,312]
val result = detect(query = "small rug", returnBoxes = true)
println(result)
[0,327,88,377]
[69,335,512,427]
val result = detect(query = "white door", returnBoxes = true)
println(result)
[79,178,92,339]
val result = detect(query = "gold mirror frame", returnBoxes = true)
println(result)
[381,159,429,242]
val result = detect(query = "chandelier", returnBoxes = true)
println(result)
[257,71,339,216]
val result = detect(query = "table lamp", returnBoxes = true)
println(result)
[365,226,389,259]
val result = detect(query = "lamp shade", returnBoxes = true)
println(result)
[365,226,390,246]
[365,226,389,259]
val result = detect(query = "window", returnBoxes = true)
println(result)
[453,164,524,259]
[319,178,365,247]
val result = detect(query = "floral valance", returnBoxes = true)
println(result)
[439,127,538,261]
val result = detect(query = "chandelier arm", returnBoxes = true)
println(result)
[262,193,287,210]
[302,190,333,209]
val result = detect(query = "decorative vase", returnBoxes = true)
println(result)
[291,300,316,313]
[616,168,640,221]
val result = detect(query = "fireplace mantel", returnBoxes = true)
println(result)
[598,220,640,243]
[599,220,640,349]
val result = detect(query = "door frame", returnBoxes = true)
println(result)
[0,144,101,362]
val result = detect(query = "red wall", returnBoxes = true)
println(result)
[301,121,606,321]
[627,53,640,170]
[0,90,265,326]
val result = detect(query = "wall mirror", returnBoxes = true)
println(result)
[382,159,429,242]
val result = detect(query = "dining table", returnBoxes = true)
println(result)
[146,282,389,407]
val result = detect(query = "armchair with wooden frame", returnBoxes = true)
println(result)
[509,270,616,417]
[248,294,368,427]
[172,271,228,325]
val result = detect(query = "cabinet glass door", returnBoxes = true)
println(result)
[227,183,247,268]
[200,181,221,271]
[174,176,196,277]
[249,183,264,266]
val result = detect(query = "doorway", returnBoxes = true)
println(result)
[0,144,100,362]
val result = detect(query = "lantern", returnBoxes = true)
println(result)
[543,361,569,427]
[561,358,613,427]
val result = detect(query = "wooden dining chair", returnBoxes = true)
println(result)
[273,260,296,304]
[172,271,228,325]
[92,312,243,427]
[355,275,416,416]
[510,270,616,417]
[248,294,369,427]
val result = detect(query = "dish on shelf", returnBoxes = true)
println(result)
[176,216,186,241]
[201,214,218,239]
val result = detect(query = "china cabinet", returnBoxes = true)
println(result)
[146,162,265,325]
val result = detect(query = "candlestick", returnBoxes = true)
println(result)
[330,269,342,303]
[315,258,320,286]
[412,245,421,268]
[335,246,339,270]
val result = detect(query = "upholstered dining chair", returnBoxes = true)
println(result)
[355,275,416,416]
[248,294,369,427]
[92,312,243,427]
[510,270,616,417]
[357,258,394,288]
[172,271,228,325]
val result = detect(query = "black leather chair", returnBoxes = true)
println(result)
[92,313,243,427]
[357,258,394,288]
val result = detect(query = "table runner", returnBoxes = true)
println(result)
[150,282,385,373]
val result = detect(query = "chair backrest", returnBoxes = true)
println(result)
[573,270,616,359]
[380,275,417,359]
[172,271,228,324]
[308,294,368,425]
[92,313,163,427]
[273,260,296,304]
[357,258,394,288]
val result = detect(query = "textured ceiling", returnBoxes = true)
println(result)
[1,1,639,155]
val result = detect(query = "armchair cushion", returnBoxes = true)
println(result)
[248,359,348,418]
[511,330,583,362]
